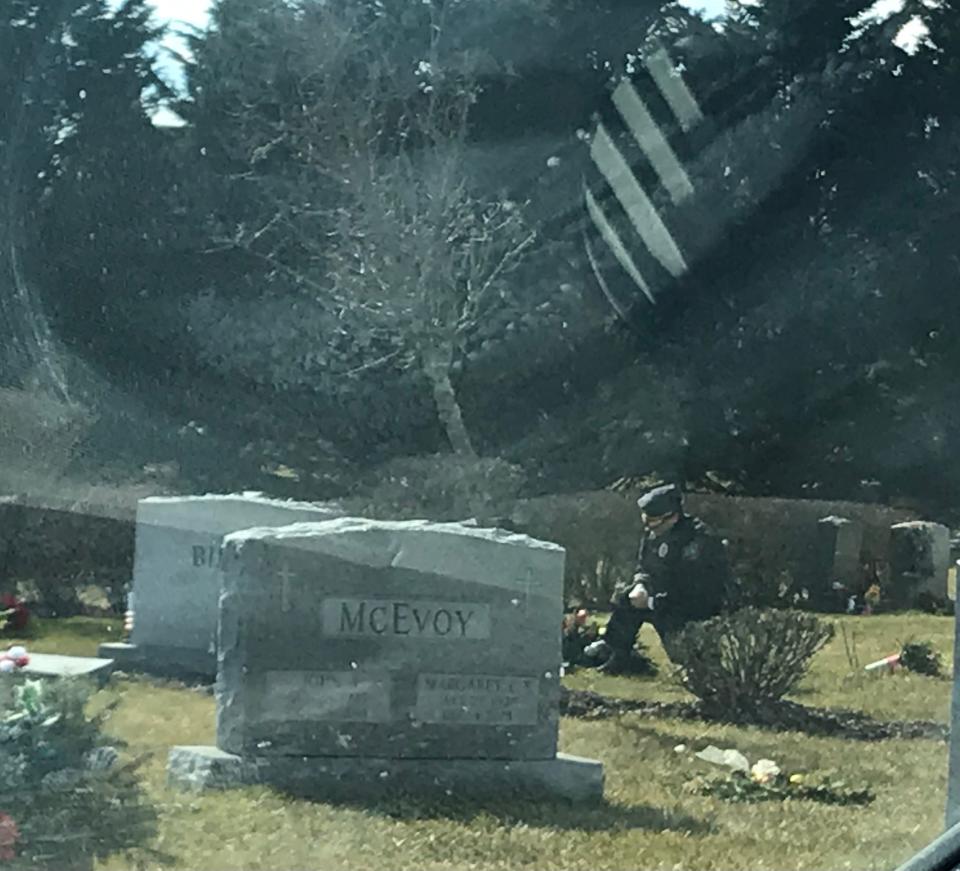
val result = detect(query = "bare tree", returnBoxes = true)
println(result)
[199,0,539,457]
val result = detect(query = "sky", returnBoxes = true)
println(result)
[143,0,727,29]
[143,0,725,125]
[144,0,728,79]
[144,0,926,57]
[148,0,212,38]
[137,0,211,124]
[142,0,925,124]
[145,0,213,81]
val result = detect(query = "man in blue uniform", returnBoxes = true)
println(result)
[587,484,731,675]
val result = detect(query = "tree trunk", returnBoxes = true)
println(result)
[424,356,476,457]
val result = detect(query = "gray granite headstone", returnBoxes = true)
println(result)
[99,493,340,678]
[889,521,950,608]
[808,516,863,607]
[168,518,604,801]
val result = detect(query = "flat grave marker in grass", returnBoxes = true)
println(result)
[23,652,115,683]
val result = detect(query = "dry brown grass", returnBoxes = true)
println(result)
[21,614,954,871]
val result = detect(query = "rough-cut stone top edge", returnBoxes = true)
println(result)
[222,517,563,553]
[221,518,563,595]
[891,520,950,531]
[139,492,342,513]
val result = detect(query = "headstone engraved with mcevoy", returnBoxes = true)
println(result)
[168,518,604,800]
[323,598,492,639]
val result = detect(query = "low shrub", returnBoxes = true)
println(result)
[899,639,943,677]
[668,607,835,719]
[686,770,874,806]
[915,591,955,616]
[0,678,158,868]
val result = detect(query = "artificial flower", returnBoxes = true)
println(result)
[0,813,19,861]
[750,759,781,784]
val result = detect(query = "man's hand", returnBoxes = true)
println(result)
[629,583,650,609]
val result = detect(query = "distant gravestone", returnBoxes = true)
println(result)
[807,516,863,607]
[99,494,340,678]
[168,518,604,801]
[889,521,950,608]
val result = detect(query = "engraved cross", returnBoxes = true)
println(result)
[278,565,295,613]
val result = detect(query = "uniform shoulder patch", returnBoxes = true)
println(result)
[682,541,701,560]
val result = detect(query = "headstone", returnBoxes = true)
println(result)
[804,516,863,608]
[99,493,340,678]
[889,521,950,608]
[168,518,604,801]
[821,517,863,587]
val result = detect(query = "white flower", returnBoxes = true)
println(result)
[751,759,781,784]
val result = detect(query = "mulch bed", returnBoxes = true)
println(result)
[559,687,948,741]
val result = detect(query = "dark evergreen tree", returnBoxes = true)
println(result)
[0,0,82,395]
[37,0,182,373]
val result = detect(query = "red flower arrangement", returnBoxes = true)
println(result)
[0,814,19,862]
[0,646,28,673]
[0,594,29,633]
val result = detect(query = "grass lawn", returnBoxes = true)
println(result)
[12,613,955,871]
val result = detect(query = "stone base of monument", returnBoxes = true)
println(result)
[98,642,214,682]
[97,641,140,666]
[167,746,604,802]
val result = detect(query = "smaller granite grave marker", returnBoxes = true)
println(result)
[807,516,863,608]
[99,493,340,678]
[890,521,950,608]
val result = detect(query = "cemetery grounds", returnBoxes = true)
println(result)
[23,611,952,871]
